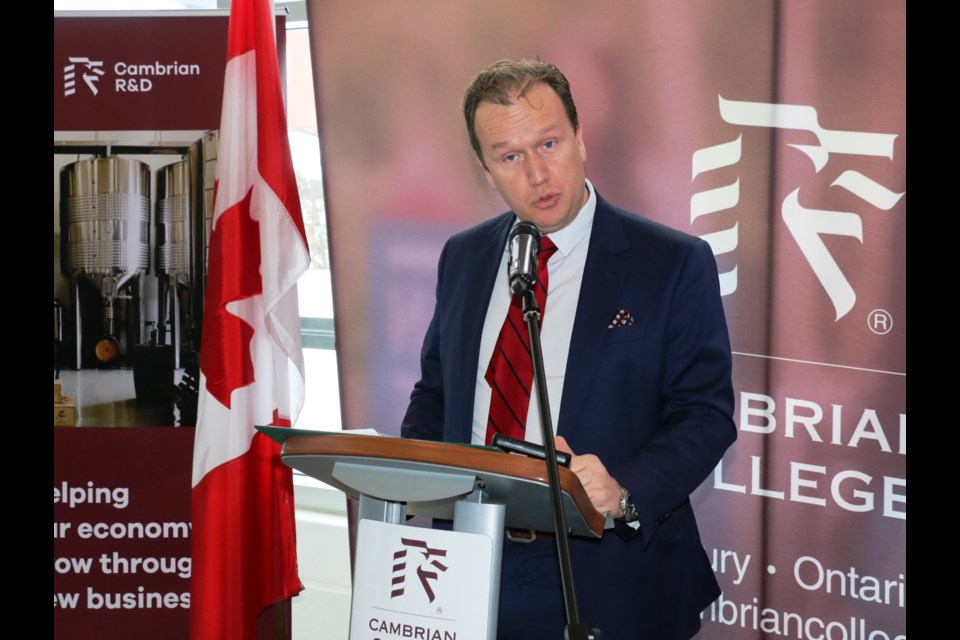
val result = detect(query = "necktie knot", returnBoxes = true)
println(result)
[535,235,556,299]
[539,235,558,259]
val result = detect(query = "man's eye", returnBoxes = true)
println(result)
[504,154,518,163]
[543,140,557,150]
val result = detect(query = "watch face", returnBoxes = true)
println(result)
[619,486,637,521]
[618,486,637,522]
[625,500,637,522]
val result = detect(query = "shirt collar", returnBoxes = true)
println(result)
[546,178,595,256]
[510,178,596,257]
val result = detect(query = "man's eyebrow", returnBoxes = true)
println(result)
[488,125,562,151]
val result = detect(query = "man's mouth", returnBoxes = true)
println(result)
[533,193,559,208]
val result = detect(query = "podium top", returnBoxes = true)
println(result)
[262,429,606,538]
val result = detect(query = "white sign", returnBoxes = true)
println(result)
[350,520,494,640]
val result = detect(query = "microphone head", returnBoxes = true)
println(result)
[509,220,540,241]
[507,221,541,296]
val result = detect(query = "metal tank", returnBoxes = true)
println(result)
[59,156,150,367]
[155,159,192,367]
[156,160,191,277]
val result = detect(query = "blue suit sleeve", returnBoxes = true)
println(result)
[400,242,449,442]
[611,239,736,545]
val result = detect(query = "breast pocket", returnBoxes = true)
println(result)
[603,322,644,345]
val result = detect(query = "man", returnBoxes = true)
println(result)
[401,59,736,639]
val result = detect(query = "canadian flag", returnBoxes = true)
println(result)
[190,1,309,638]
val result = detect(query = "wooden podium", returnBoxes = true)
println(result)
[259,428,607,639]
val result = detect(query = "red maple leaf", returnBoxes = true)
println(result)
[200,187,262,408]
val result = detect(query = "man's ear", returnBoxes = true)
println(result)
[477,155,498,191]
[576,125,587,164]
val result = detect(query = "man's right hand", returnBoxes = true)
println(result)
[554,435,623,517]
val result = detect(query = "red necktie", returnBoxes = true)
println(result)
[484,236,559,445]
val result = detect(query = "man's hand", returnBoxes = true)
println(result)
[554,436,623,517]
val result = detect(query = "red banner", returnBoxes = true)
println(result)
[54,428,194,640]
[53,10,294,640]
[54,14,228,131]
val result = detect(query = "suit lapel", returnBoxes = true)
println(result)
[449,213,513,442]
[557,195,630,439]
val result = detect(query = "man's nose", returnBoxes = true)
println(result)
[526,155,549,186]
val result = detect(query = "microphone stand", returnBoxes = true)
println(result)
[520,290,601,640]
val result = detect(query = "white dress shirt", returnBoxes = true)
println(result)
[471,180,597,445]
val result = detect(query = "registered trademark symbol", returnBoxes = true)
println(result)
[867,309,893,335]
[436,606,443,615]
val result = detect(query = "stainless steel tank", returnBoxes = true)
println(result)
[155,159,193,367]
[59,156,150,366]
[60,156,151,288]
[156,160,191,279]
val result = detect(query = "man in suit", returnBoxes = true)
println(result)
[401,59,736,639]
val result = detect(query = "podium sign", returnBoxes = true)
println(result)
[350,520,492,640]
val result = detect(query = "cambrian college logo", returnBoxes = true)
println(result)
[692,98,905,321]
[391,537,449,604]
[64,57,104,96]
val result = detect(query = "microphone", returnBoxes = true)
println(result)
[507,221,540,296]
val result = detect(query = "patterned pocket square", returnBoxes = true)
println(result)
[608,306,634,328]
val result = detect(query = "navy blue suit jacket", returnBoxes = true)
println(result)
[401,192,736,639]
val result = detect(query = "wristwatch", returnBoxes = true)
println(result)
[618,484,638,522]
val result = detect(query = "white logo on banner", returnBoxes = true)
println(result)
[62,58,201,96]
[64,57,104,96]
[691,98,905,320]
